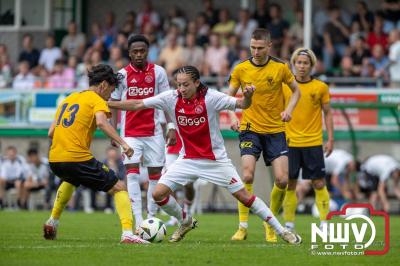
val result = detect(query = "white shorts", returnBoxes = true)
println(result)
[123,135,165,167]
[159,158,244,194]
[165,153,179,170]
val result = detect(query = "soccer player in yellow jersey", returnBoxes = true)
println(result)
[282,48,334,231]
[43,64,148,244]
[228,28,301,242]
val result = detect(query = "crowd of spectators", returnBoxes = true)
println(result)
[0,0,400,89]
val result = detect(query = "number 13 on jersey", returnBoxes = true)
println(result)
[56,103,80,127]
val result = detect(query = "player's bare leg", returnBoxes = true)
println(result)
[233,188,301,245]
[232,155,256,240]
[153,183,197,242]
[266,156,288,242]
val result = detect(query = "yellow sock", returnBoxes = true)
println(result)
[238,183,253,224]
[270,183,286,215]
[50,182,75,219]
[114,191,133,231]
[283,189,297,223]
[315,186,330,221]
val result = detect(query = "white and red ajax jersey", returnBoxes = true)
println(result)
[143,88,237,161]
[112,63,170,137]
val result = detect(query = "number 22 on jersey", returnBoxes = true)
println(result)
[56,103,80,127]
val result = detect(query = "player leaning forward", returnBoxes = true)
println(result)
[109,65,302,244]
[43,64,148,244]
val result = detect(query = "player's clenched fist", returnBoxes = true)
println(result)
[122,143,134,159]
[280,111,292,122]
[243,85,255,98]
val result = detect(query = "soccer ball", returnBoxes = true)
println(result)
[137,218,167,243]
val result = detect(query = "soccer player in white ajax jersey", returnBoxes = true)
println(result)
[109,65,302,244]
[110,35,176,229]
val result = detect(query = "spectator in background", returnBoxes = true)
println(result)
[24,148,49,208]
[282,9,304,60]
[18,34,40,69]
[34,67,49,88]
[163,6,187,34]
[267,3,289,57]
[226,34,240,68]
[61,21,86,60]
[350,36,371,76]
[361,58,376,80]
[338,56,357,80]
[47,59,75,89]
[369,44,390,80]
[212,8,236,44]
[90,22,113,50]
[39,34,62,72]
[323,5,350,70]
[182,33,204,72]
[202,0,219,27]
[351,1,374,32]
[367,14,388,50]
[108,46,128,71]
[136,1,161,32]
[104,12,118,41]
[234,9,258,48]
[158,33,184,76]
[349,21,366,46]
[388,29,400,87]
[143,22,160,63]
[204,32,228,86]
[114,31,129,59]
[231,47,250,69]
[0,146,31,209]
[380,0,400,33]
[12,61,35,90]
[284,0,302,25]
[253,0,270,28]
[0,44,12,88]
[121,11,137,35]
[91,146,126,213]
[195,13,211,47]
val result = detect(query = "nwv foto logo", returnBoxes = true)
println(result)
[310,204,389,256]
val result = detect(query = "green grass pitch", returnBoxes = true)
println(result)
[0,211,398,266]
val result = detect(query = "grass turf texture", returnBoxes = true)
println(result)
[0,212,398,266]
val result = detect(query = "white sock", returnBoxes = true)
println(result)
[122,230,134,237]
[127,171,143,228]
[147,180,159,217]
[156,195,188,224]
[285,222,295,230]
[250,197,284,235]
[239,222,248,229]
[183,200,193,216]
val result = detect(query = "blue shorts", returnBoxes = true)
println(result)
[289,146,326,180]
[239,131,288,166]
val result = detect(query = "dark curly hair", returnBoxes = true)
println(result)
[88,64,121,87]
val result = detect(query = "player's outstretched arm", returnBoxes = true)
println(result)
[281,80,301,122]
[95,111,133,158]
[236,85,255,110]
[228,85,241,131]
[108,99,145,111]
